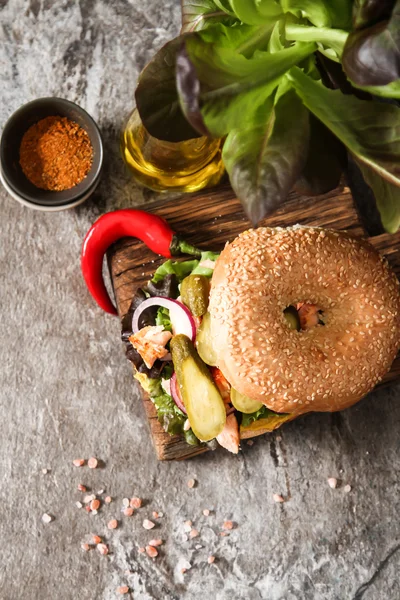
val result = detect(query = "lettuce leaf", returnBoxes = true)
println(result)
[178,29,316,138]
[191,251,220,277]
[223,86,310,224]
[152,252,220,284]
[241,405,276,427]
[135,373,186,435]
[181,0,238,33]
[134,372,199,444]
[152,259,199,284]
[156,306,173,332]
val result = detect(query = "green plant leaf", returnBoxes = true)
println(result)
[355,159,400,233]
[222,87,310,223]
[352,0,395,30]
[228,0,282,25]
[135,36,200,142]
[281,0,331,27]
[197,22,274,57]
[214,0,237,17]
[350,79,400,99]
[285,23,348,59]
[181,0,237,32]
[343,1,400,87]
[295,114,346,196]
[281,0,352,28]
[177,27,316,137]
[289,67,400,188]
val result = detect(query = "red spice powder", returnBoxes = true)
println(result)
[19,116,93,191]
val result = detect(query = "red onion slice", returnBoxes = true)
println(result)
[132,297,196,341]
[170,373,187,414]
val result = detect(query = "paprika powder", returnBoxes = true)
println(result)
[19,115,93,191]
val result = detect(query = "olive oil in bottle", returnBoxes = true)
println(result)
[121,108,224,193]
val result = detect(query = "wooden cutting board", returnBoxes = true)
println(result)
[108,184,400,460]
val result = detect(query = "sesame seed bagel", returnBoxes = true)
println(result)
[209,226,400,415]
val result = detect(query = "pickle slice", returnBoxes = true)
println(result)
[180,274,210,317]
[283,306,300,331]
[231,388,263,414]
[170,334,226,441]
[196,312,218,367]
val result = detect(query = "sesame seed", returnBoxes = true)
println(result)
[142,519,155,530]
[73,459,85,467]
[327,478,338,489]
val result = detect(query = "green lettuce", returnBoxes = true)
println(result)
[241,405,276,427]
[156,306,172,332]
[137,1,400,232]
[152,259,198,284]
[135,373,199,445]
[152,251,220,284]
[191,251,220,277]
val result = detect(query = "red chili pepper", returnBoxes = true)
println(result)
[81,209,201,315]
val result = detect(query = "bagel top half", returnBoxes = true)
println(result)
[208,226,400,416]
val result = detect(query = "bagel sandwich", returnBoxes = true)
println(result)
[122,226,400,453]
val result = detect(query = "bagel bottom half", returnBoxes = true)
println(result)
[209,226,400,417]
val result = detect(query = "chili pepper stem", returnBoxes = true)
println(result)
[170,236,202,258]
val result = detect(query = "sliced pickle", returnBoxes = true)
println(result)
[170,334,226,441]
[180,274,210,317]
[196,312,218,367]
[231,388,263,414]
[283,306,300,331]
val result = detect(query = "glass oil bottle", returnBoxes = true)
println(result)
[121,108,224,193]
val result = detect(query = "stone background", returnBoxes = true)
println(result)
[1,1,399,599]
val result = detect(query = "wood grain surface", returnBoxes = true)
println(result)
[108,184,400,460]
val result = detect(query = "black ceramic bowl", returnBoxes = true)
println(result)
[0,97,103,211]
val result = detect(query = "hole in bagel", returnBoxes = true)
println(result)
[284,303,324,331]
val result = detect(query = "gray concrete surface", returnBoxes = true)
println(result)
[1,2,400,599]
